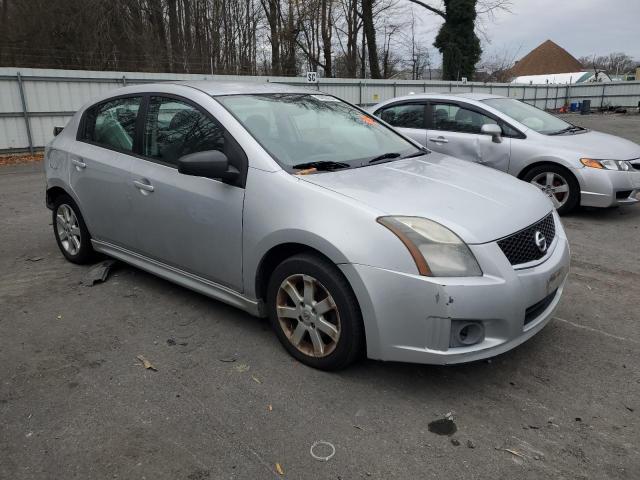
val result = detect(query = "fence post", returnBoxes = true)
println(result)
[566,84,571,106]
[544,84,549,110]
[393,81,397,97]
[600,83,607,109]
[423,82,427,93]
[122,75,127,86]
[506,84,510,97]
[449,82,452,92]
[358,81,362,105]
[555,86,559,109]
[16,72,34,155]
[532,85,537,107]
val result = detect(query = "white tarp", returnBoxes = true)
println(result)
[511,71,612,85]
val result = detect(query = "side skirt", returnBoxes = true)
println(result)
[91,240,265,317]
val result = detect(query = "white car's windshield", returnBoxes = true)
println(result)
[217,93,420,170]
[483,98,573,135]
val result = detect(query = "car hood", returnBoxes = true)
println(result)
[300,154,552,244]
[544,129,640,160]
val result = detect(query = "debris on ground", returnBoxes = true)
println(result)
[83,259,118,286]
[167,338,177,346]
[136,355,158,372]
[218,357,236,363]
[310,441,336,462]
[450,438,460,446]
[0,153,44,166]
[275,463,284,475]
[251,375,261,384]
[428,412,457,436]
[466,440,476,449]
[268,404,273,412]
[496,447,525,459]
[234,363,250,373]
[56,315,62,320]
[26,256,43,262]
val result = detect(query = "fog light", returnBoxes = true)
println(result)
[449,321,485,348]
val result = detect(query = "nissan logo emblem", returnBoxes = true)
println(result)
[534,231,547,253]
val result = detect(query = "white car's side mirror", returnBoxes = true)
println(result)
[481,123,503,143]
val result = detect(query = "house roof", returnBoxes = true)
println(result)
[509,40,583,77]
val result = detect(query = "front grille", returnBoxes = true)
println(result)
[524,289,557,325]
[497,213,555,266]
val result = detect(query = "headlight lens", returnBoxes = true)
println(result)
[580,158,632,171]
[377,216,482,277]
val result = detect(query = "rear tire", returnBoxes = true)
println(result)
[52,194,95,264]
[266,253,365,370]
[522,164,580,215]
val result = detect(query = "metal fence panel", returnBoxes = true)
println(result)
[1,67,640,153]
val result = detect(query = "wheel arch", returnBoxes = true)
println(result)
[254,242,339,304]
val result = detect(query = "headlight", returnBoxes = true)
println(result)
[377,216,482,277]
[580,158,632,171]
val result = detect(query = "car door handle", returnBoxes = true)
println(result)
[429,137,449,144]
[71,158,87,169]
[133,180,155,193]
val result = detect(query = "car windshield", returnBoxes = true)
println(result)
[482,98,572,135]
[216,93,419,170]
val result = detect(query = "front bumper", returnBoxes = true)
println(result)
[340,215,571,365]
[575,167,640,208]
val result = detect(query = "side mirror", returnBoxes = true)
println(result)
[481,123,503,143]
[178,150,239,183]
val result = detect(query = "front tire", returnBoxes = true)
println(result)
[52,195,95,264]
[266,253,365,370]
[523,164,580,215]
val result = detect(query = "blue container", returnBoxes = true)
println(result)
[570,102,578,112]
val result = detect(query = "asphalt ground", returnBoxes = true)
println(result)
[1,113,639,479]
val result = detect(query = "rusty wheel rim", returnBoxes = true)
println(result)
[276,274,341,358]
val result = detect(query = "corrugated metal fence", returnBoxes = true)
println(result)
[2,67,640,153]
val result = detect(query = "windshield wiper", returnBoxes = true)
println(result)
[549,125,584,135]
[292,160,350,171]
[368,152,401,164]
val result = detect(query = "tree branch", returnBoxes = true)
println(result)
[404,0,446,19]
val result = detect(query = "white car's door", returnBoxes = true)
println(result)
[374,102,427,146]
[426,101,511,172]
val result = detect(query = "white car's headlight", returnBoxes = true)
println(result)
[580,158,632,171]
[377,216,482,277]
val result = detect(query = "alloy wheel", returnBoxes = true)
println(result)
[530,171,570,209]
[56,204,82,255]
[276,274,341,358]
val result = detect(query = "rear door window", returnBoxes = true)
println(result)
[142,96,224,166]
[377,103,425,129]
[82,97,141,152]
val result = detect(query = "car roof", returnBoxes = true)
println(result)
[375,92,504,105]
[178,80,315,96]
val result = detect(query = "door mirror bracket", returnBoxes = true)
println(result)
[178,150,239,184]
[481,123,503,143]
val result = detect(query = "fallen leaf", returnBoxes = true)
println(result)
[275,463,284,475]
[234,363,250,373]
[136,355,158,372]
[268,404,273,412]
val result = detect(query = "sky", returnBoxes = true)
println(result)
[413,0,640,64]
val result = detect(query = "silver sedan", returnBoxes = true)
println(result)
[370,93,640,214]
[45,82,569,370]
